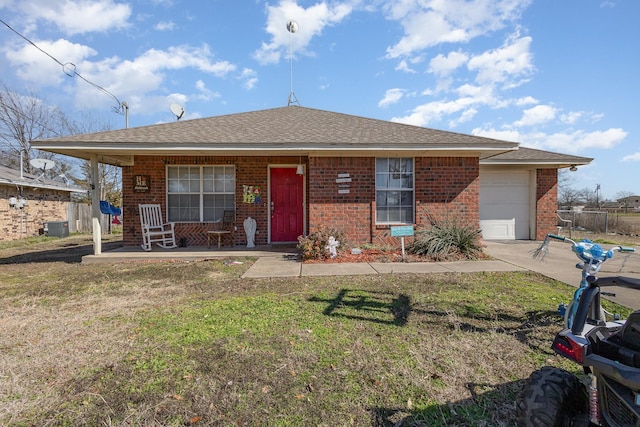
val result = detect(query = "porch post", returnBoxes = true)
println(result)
[91,154,102,255]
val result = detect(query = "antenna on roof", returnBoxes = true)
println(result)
[170,103,185,121]
[286,19,300,106]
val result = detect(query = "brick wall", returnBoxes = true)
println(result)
[122,155,302,247]
[0,185,70,241]
[308,157,375,244]
[536,168,558,240]
[122,155,482,248]
[415,156,479,226]
[308,156,480,247]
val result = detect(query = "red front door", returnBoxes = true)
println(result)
[270,167,304,242]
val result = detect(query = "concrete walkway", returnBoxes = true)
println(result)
[242,257,525,278]
[241,240,640,308]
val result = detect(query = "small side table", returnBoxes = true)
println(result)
[207,230,232,249]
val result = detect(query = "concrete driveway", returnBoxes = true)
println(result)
[483,240,640,309]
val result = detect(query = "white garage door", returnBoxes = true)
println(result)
[480,171,530,240]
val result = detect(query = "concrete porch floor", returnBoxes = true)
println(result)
[82,244,300,264]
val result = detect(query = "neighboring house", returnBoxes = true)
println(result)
[0,164,84,241]
[32,106,592,248]
[618,195,640,210]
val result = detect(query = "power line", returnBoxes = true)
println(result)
[0,18,126,115]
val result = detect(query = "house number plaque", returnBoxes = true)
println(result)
[134,175,150,192]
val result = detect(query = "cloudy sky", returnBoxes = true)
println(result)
[1,0,638,198]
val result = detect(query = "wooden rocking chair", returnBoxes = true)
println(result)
[139,204,177,251]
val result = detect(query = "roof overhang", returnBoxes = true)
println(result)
[30,142,518,167]
[0,178,84,193]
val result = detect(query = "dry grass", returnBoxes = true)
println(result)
[0,235,631,426]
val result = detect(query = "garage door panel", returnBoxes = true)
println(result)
[480,171,530,240]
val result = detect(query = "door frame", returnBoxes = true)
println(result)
[267,164,306,244]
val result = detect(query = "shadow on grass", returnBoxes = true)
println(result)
[310,288,561,355]
[309,289,411,326]
[370,379,523,426]
[0,241,123,264]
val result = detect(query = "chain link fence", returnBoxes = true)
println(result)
[558,210,609,234]
[558,210,640,235]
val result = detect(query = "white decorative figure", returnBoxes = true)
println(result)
[326,236,340,258]
[244,216,257,248]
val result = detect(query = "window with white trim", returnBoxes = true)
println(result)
[375,158,414,224]
[167,165,235,222]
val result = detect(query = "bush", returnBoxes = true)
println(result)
[297,227,348,261]
[408,216,482,261]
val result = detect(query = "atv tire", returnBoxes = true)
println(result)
[517,366,589,427]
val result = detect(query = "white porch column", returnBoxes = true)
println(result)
[91,154,102,255]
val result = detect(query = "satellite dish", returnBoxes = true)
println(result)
[286,20,298,33]
[30,158,56,171]
[30,158,56,181]
[170,103,185,120]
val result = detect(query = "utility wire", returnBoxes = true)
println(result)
[0,17,125,115]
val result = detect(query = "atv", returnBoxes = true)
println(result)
[517,275,640,426]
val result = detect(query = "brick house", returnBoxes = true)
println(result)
[32,106,591,249]
[0,164,82,241]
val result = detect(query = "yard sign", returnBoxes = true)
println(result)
[390,226,414,259]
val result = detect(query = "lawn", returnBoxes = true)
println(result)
[0,236,632,426]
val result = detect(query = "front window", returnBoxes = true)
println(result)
[375,158,414,224]
[167,165,235,222]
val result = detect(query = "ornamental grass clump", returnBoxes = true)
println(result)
[297,227,348,260]
[409,215,483,261]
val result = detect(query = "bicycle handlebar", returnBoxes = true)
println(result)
[536,233,636,264]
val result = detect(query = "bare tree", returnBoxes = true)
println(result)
[559,186,584,209]
[579,187,597,208]
[63,111,121,206]
[0,83,67,176]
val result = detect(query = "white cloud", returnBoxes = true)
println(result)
[5,38,97,86]
[155,21,176,31]
[467,34,534,87]
[515,96,538,106]
[61,44,236,114]
[428,50,469,77]
[560,111,583,124]
[391,96,479,127]
[384,0,532,59]
[622,152,640,162]
[513,104,557,127]
[378,88,405,107]
[472,127,628,153]
[18,0,132,35]
[239,68,258,90]
[395,59,416,73]
[253,0,353,65]
[193,80,220,101]
[449,107,477,127]
[560,111,604,125]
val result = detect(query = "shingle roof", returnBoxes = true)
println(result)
[0,164,83,192]
[32,106,519,165]
[482,146,592,166]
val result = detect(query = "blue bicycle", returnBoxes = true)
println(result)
[531,233,635,328]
